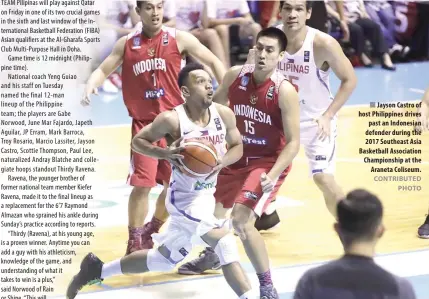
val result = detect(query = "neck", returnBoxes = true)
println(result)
[284,25,308,49]
[344,242,376,258]
[184,102,209,124]
[253,68,275,85]
[142,26,161,38]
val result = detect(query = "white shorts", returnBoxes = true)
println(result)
[151,188,228,263]
[300,118,337,176]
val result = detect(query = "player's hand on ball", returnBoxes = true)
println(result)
[166,137,185,170]
[260,172,274,193]
[206,158,223,180]
[81,86,98,106]
[314,115,331,141]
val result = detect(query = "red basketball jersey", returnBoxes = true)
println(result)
[227,64,287,168]
[122,25,186,121]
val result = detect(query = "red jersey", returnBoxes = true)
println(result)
[122,25,186,121]
[228,64,287,168]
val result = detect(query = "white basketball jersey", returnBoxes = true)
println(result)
[276,25,334,122]
[170,103,227,195]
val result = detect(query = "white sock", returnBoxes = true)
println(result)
[100,258,122,279]
[264,200,276,215]
[239,290,255,299]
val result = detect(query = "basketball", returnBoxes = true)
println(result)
[179,138,218,177]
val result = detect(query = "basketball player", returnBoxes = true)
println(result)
[417,86,429,239]
[180,27,300,299]
[67,63,256,299]
[272,0,357,217]
[81,0,226,255]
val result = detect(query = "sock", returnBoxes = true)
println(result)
[101,258,122,279]
[239,290,255,299]
[128,226,144,240]
[150,216,164,232]
[257,270,273,287]
[264,200,276,215]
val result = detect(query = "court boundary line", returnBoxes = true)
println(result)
[52,248,429,298]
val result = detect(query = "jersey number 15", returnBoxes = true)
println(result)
[244,120,255,134]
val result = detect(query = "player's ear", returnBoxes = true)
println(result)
[181,86,190,98]
[278,50,285,62]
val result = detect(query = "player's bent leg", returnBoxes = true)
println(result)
[201,228,254,298]
[141,181,170,249]
[231,203,279,299]
[312,173,344,217]
[66,246,180,299]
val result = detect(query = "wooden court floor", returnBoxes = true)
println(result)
[55,105,429,295]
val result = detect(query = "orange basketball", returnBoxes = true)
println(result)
[179,138,218,177]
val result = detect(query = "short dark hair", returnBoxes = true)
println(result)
[177,62,205,88]
[280,1,313,11]
[337,189,383,247]
[136,0,143,8]
[256,27,288,52]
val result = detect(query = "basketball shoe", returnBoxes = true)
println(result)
[66,253,103,299]
[177,247,221,275]
[418,215,429,239]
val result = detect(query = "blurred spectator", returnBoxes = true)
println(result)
[162,0,176,27]
[293,189,416,299]
[205,0,261,67]
[393,1,429,61]
[326,0,396,70]
[172,0,228,67]
[95,0,140,93]
[364,1,408,58]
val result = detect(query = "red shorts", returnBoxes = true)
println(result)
[127,119,171,187]
[215,164,290,216]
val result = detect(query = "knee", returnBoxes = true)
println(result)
[215,25,229,38]
[204,28,221,43]
[231,216,254,239]
[146,248,177,272]
[213,234,239,266]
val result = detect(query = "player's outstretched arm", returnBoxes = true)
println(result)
[419,87,429,131]
[131,111,182,160]
[217,104,243,167]
[213,66,242,106]
[81,36,126,106]
[176,30,226,83]
[267,81,300,180]
[315,34,357,118]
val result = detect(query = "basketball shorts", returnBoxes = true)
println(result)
[215,165,290,217]
[127,119,171,187]
[152,187,229,258]
[300,118,337,176]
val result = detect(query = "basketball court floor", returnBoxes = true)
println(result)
[52,62,429,298]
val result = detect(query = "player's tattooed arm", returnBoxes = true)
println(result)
[314,33,357,119]
[213,66,242,106]
[131,111,184,161]
[176,30,226,83]
[267,80,300,180]
[81,36,126,106]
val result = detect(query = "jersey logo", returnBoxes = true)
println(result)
[162,33,169,45]
[287,58,294,63]
[214,118,222,131]
[145,88,165,99]
[178,247,189,257]
[194,181,215,191]
[244,191,259,201]
[132,36,141,49]
[242,135,267,145]
[148,48,155,57]
[266,85,274,101]
[304,51,310,62]
[250,94,258,105]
